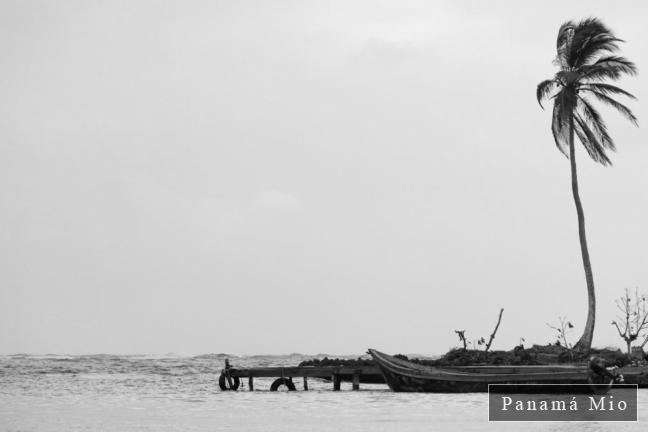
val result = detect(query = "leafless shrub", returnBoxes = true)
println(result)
[547,316,574,360]
[612,288,648,356]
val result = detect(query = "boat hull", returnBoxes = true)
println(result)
[368,349,606,393]
[378,366,589,392]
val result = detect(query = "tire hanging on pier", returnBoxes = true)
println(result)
[219,373,240,391]
[270,377,297,391]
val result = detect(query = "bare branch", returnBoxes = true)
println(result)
[454,330,467,350]
[612,321,626,338]
[484,308,504,353]
[611,287,648,355]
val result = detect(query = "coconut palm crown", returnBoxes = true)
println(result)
[537,18,638,350]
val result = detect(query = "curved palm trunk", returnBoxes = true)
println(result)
[568,117,596,351]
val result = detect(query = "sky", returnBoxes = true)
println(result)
[1,0,646,356]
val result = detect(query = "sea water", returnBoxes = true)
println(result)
[1,354,645,431]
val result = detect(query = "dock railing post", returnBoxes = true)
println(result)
[225,358,234,389]
[352,370,360,391]
[332,372,341,391]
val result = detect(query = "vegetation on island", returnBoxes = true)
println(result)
[298,345,633,369]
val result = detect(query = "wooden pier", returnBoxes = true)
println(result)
[219,359,384,391]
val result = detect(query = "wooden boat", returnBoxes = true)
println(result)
[368,349,617,393]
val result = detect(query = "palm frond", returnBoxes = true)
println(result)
[577,96,615,151]
[569,18,621,68]
[594,55,637,73]
[588,91,639,125]
[551,96,570,157]
[556,21,576,50]
[537,79,557,108]
[574,114,612,166]
[580,83,637,100]
[575,34,623,67]
[556,20,576,68]
[580,56,637,81]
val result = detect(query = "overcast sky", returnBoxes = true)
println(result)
[1,0,646,356]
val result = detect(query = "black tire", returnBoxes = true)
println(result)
[219,373,240,391]
[270,377,297,391]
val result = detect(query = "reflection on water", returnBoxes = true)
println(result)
[0,354,645,431]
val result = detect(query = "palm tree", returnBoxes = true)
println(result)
[537,18,638,351]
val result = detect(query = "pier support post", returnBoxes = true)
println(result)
[332,373,341,391]
[352,371,360,391]
[303,377,308,391]
[248,376,254,391]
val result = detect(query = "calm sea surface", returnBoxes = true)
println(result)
[1,354,645,431]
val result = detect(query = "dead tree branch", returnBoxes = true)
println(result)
[454,330,467,350]
[484,308,504,353]
[611,288,648,355]
[547,316,574,360]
